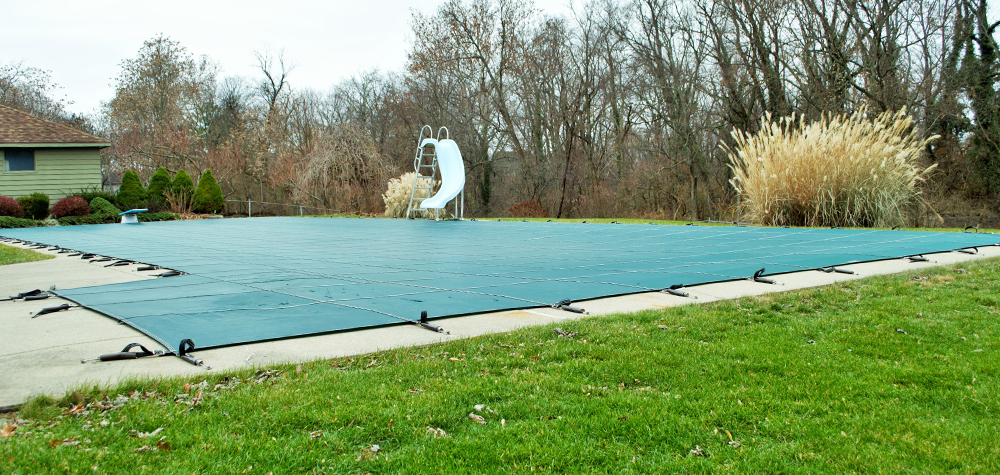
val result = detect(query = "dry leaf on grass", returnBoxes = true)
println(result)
[130,427,163,439]
[0,423,16,438]
[310,430,324,439]
[426,427,448,438]
[468,413,486,425]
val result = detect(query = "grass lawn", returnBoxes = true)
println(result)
[2,259,998,473]
[0,243,53,266]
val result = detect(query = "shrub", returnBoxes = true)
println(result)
[383,172,438,218]
[509,200,548,218]
[16,193,49,220]
[147,167,172,200]
[51,196,90,218]
[0,195,23,218]
[726,108,937,228]
[89,197,122,216]
[116,170,148,210]
[0,216,38,228]
[191,169,224,213]
[77,187,118,206]
[59,197,121,226]
[146,167,172,210]
[170,169,195,211]
[138,212,179,222]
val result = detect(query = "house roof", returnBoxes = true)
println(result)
[0,104,109,147]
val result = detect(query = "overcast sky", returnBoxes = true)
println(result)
[0,0,575,116]
[2,0,998,117]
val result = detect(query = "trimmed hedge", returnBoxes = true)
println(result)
[51,196,91,218]
[16,193,49,220]
[0,216,38,228]
[137,212,179,222]
[192,169,224,213]
[0,195,24,218]
[117,170,148,210]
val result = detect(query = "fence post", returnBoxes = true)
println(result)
[248,199,252,218]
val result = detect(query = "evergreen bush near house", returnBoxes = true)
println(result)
[146,167,172,203]
[0,195,24,218]
[15,193,49,220]
[51,196,90,218]
[77,187,118,207]
[89,197,122,216]
[116,170,148,210]
[171,169,195,209]
[192,169,224,214]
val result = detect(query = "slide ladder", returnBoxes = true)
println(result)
[405,126,439,219]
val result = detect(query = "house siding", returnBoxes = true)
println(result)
[0,148,103,199]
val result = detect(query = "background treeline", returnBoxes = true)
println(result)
[3,0,999,220]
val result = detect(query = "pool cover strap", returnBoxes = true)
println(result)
[98,343,163,362]
[178,339,205,367]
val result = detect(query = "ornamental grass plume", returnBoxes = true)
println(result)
[726,108,937,228]
[383,172,439,218]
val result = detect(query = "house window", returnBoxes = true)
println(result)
[4,149,35,171]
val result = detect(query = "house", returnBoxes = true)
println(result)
[0,105,109,199]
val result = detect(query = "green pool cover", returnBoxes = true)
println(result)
[3,218,997,353]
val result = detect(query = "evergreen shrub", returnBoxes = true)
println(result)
[16,193,49,220]
[116,170,148,210]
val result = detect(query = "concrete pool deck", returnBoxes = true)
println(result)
[2,239,998,408]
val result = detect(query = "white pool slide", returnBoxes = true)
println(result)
[419,138,465,210]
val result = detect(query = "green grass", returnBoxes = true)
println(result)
[2,260,999,473]
[0,243,54,266]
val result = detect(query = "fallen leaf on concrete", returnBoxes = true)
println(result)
[468,413,486,425]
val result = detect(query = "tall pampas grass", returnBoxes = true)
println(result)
[726,109,937,228]
[383,172,440,218]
